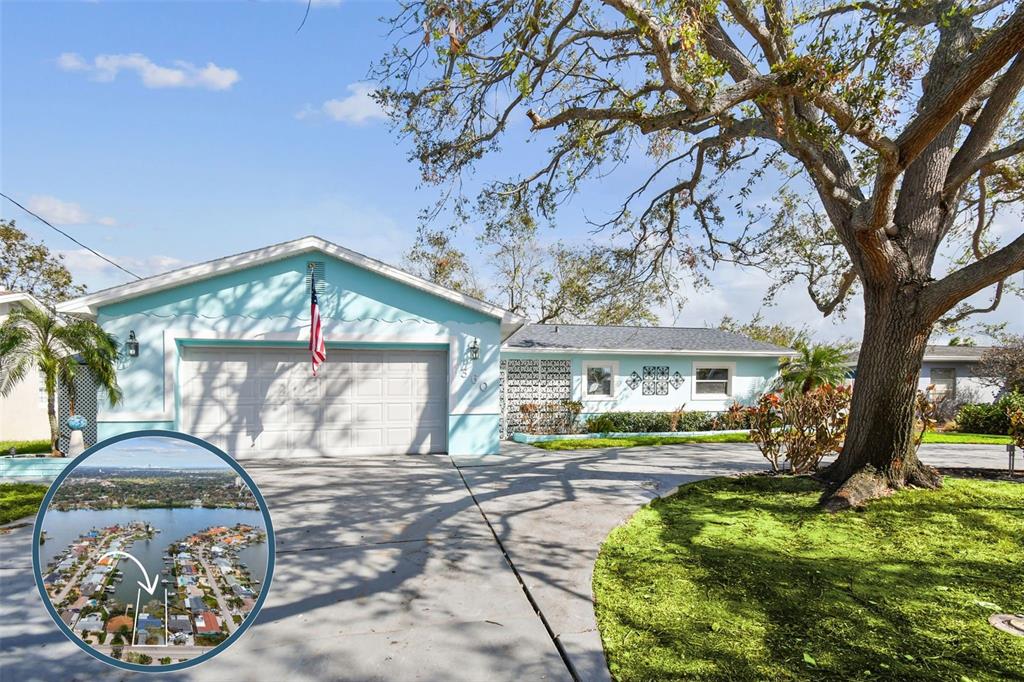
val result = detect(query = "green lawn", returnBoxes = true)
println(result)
[0,439,51,455]
[593,476,1024,681]
[924,432,1012,445]
[0,482,48,524]
[531,430,1009,450]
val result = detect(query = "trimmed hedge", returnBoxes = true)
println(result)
[955,392,1024,435]
[585,411,718,434]
[0,439,51,455]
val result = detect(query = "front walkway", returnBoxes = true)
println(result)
[0,443,1009,681]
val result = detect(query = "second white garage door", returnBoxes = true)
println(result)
[179,347,448,457]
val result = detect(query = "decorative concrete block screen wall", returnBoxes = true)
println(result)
[58,370,98,453]
[499,358,572,438]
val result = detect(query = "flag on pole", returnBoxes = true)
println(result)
[309,271,326,376]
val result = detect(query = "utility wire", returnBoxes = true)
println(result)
[0,191,143,280]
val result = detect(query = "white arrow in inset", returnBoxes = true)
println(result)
[99,550,161,595]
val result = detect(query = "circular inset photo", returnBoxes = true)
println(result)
[32,431,275,672]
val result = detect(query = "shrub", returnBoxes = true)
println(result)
[584,410,722,433]
[748,393,784,472]
[711,401,749,430]
[956,392,1024,434]
[771,384,852,474]
[1009,407,1024,449]
[518,400,584,434]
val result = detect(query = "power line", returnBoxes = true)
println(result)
[0,191,142,280]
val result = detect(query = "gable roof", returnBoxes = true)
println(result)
[56,236,526,338]
[503,324,798,357]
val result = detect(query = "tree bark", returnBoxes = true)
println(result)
[822,284,943,510]
[47,390,60,456]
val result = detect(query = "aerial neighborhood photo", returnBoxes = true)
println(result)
[35,436,270,667]
[0,0,1022,680]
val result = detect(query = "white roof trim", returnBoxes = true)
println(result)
[0,291,48,313]
[56,236,527,337]
[501,346,798,358]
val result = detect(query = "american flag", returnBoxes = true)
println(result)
[309,271,326,376]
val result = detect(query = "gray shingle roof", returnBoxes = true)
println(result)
[503,324,796,355]
[847,344,993,365]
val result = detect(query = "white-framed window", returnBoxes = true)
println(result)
[582,361,617,399]
[930,367,956,398]
[692,362,734,398]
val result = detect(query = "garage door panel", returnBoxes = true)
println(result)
[356,379,383,398]
[181,347,447,456]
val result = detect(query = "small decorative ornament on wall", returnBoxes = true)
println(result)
[643,366,670,395]
[669,371,684,390]
[626,371,642,390]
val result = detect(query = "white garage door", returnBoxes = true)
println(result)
[179,347,447,457]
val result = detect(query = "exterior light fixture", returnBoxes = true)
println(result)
[126,330,140,357]
[467,337,480,360]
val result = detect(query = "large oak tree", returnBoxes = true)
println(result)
[375,0,1024,507]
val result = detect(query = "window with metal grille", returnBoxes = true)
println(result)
[305,261,326,293]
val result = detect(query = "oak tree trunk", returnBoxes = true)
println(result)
[821,285,943,510]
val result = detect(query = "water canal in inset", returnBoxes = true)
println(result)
[40,507,267,606]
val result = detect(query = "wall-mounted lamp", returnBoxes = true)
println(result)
[126,330,140,358]
[467,337,480,361]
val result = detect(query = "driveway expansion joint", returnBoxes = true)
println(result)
[453,460,581,682]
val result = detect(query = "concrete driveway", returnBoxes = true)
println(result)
[0,443,1010,681]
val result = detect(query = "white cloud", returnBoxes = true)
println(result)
[57,52,239,91]
[26,195,117,227]
[297,82,385,125]
[59,249,190,292]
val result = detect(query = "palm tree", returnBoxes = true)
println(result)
[777,343,852,394]
[0,303,122,454]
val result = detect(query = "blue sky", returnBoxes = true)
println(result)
[77,436,232,470]
[1,0,1019,343]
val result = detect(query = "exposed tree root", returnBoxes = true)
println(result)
[820,462,942,512]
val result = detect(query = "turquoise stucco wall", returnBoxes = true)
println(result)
[96,250,503,454]
[500,352,781,414]
[448,414,500,456]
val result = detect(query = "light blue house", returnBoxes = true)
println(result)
[54,236,794,457]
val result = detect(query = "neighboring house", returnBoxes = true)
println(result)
[847,345,1000,403]
[500,324,796,436]
[0,291,51,441]
[55,236,794,456]
[74,613,104,633]
[195,611,220,635]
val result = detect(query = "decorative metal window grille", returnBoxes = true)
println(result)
[305,261,326,293]
[499,358,572,437]
[642,366,669,395]
[626,371,642,390]
[669,371,684,390]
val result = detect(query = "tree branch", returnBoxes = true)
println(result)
[921,232,1024,324]
[895,4,1024,168]
[944,54,1024,195]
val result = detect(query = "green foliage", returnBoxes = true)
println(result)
[0,303,123,452]
[778,343,852,393]
[401,227,484,298]
[533,433,751,450]
[0,483,47,524]
[585,410,720,434]
[718,313,810,350]
[0,220,85,304]
[956,393,1024,435]
[594,476,1024,681]
[748,393,785,471]
[0,439,50,454]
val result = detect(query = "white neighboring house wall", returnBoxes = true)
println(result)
[0,293,51,441]
[919,359,1000,403]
